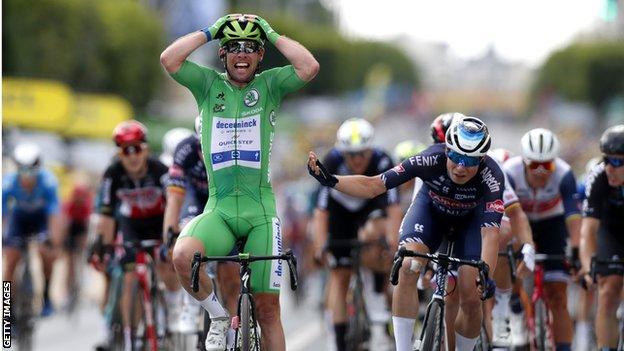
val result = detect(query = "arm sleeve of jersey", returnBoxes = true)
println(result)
[481,162,506,228]
[268,65,307,99]
[2,176,11,214]
[44,175,60,215]
[377,153,400,205]
[381,146,439,190]
[502,173,519,208]
[582,167,606,219]
[98,168,117,217]
[170,60,218,105]
[560,170,581,218]
[316,186,330,209]
[167,142,188,191]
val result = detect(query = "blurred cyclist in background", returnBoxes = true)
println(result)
[94,120,170,351]
[3,143,61,317]
[61,182,93,311]
[159,127,194,167]
[504,128,581,351]
[393,139,426,210]
[313,118,402,351]
[580,124,624,350]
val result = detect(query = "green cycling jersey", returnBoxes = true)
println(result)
[170,60,306,293]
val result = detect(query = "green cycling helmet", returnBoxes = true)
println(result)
[394,140,427,162]
[220,18,265,46]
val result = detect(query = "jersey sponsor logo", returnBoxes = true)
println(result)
[519,196,562,213]
[480,167,501,192]
[116,186,165,218]
[244,88,259,107]
[485,199,505,213]
[216,92,225,101]
[455,193,476,200]
[414,223,424,233]
[211,116,261,170]
[392,164,405,174]
[408,155,440,167]
[429,190,478,210]
[213,103,225,112]
[270,218,283,290]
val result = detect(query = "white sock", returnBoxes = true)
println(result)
[492,288,511,319]
[199,292,227,318]
[123,327,132,351]
[575,320,590,339]
[392,316,416,351]
[455,332,478,351]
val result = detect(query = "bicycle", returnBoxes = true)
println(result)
[325,238,388,351]
[476,243,518,351]
[527,254,567,351]
[123,239,170,351]
[590,256,624,351]
[13,240,37,351]
[390,239,492,351]
[191,249,299,351]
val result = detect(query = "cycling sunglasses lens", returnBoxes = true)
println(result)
[226,41,259,54]
[604,156,624,167]
[447,150,480,166]
[527,161,555,172]
[121,144,143,156]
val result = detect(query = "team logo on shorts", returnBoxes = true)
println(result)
[244,89,259,107]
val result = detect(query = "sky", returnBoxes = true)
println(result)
[330,0,606,66]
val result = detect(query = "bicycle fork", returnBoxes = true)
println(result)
[136,251,158,351]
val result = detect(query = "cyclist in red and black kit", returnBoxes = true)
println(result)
[580,125,624,351]
[94,120,170,350]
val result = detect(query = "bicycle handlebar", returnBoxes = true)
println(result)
[190,249,299,293]
[389,246,491,300]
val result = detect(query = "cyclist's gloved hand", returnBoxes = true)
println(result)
[307,152,338,187]
[202,14,237,41]
[521,243,536,272]
[248,15,281,44]
[570,247,581,274]
[477,277,496,301]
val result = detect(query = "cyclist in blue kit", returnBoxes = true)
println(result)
[308,116,504,351]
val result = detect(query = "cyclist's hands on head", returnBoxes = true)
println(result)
[307,151,338,187]
[246,15,280,44]
[207,13,240,40]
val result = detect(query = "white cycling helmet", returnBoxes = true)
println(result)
[13,142,42,169]
[336,118,374,152]
[521,128,559,162]
[160,127,193,167]
[487,148,512,165]
[445,116,491,157]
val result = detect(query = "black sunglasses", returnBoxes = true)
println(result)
[224,41,261,54]
[120,144,144,156]
[603,155,624,168]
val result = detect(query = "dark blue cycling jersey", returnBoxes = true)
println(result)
[2,169,59,247]
[167,135,208,206]
[381,143,505,228]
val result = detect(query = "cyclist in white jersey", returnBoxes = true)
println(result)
[504,128,580,351]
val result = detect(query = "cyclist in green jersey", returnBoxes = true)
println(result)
[160,13,319,351]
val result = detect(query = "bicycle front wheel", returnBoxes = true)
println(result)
[240,293,260,351]
[421,300,445,351]
[533,299,551,351]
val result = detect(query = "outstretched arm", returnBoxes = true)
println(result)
[307,151,386,199]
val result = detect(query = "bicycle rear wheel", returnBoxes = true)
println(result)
[15,262,35,351]
[345,284,370,351]
[239,293,260,351]
[421,300,445,351]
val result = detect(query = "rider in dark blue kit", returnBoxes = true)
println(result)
[308,116,505,351]
[2,143,60,317]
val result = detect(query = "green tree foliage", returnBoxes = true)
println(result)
[3,0,164,109]
[259,17,419,95]
[532,41,624,111]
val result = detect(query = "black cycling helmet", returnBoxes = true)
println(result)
[430,112,465,144]
[600,124,624,155]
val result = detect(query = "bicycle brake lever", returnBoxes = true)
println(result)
[190,252,202,293]
[285,250,299,291]
[390,248,406,286]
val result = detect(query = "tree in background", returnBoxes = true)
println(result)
[3,0,164,110]
[532,41,624,116]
